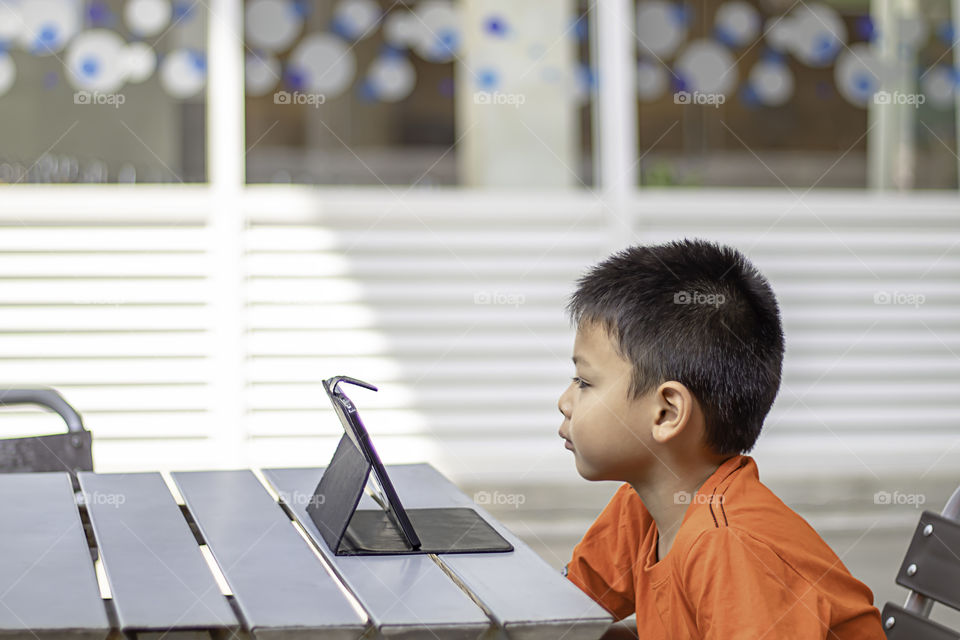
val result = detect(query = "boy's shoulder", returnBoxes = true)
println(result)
[670,455,853,588]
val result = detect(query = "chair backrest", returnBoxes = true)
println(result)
[0,388,93,482]
[882,486,960,639]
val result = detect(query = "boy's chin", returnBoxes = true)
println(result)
[574,459,621,483]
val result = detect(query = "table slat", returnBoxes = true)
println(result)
[78,472,238,633]
[347,464,612,640]
[172,470,366,640]
[0,472,109,639]
[263,467,493,640]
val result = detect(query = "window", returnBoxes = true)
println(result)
[0,0,207,183]
[243,0,596,187]
[634,0,958,189]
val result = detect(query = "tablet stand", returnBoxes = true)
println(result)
[305,376,514,556]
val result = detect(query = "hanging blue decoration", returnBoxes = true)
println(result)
[854,16,874,41]
[476,67,498,90]
[87,0,115,27]
[483,15,508,37]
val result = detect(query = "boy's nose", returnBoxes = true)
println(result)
[558,385,572,419]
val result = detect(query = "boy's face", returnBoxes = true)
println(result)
[557,321,658,483]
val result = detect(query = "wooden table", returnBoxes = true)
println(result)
[0,463,613,639]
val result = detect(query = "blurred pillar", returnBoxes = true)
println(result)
[456,0,579,187]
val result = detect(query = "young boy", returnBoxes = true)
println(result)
[558,239,885,639]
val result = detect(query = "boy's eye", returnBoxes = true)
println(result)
[571,376,590,389]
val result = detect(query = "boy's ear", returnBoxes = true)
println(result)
[650,381,695,444]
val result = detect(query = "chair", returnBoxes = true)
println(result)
[880,485,960,638]
[0,388,93,486]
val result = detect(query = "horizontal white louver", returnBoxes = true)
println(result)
[243,190,607,479]
[0,197,218,469]
[633,191,960,481]
[2,188,958,486]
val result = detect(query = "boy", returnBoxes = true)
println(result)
[558,239,885,639]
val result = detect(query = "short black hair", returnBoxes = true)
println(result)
[566,238,784,455]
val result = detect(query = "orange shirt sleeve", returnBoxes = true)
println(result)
[681,527,835,639]
[564,484,637,621]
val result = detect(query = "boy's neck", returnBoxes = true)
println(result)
[629,456,733,563]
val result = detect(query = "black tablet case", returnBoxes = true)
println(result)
[306,377,514,556]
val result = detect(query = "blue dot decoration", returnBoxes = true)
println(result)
[435,28,458,57]
[740,84,761,108]
[357,79,378,102]
[812,34,840,64]
[284,66,307,91]
[670,5,691,26]
[172,2,194,22]
[380,43,404,59]
[476,67,498,90]
[39,24,58,43]
[713,26,737,48]
[87,1,115,27]
[292,0,311,18]
[937,21,954,45]
[671,73,687,93]
[761,47,785,63]
[483,15,508,37]
[330,17,354,40]
[438,76,454,98]
[572,16,589,42]
[855,16,875,41]
[578,64,596,90]
[853,73,873,93]
[186,49,206,72]
[81,56,99,77]
[32,23,61,52]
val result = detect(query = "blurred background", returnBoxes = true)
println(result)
[1,0,960,628]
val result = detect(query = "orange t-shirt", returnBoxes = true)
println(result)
[564,455,885,639]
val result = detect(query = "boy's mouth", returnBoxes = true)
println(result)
[563,439,575,451]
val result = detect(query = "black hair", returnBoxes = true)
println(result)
[566,238,784,455]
